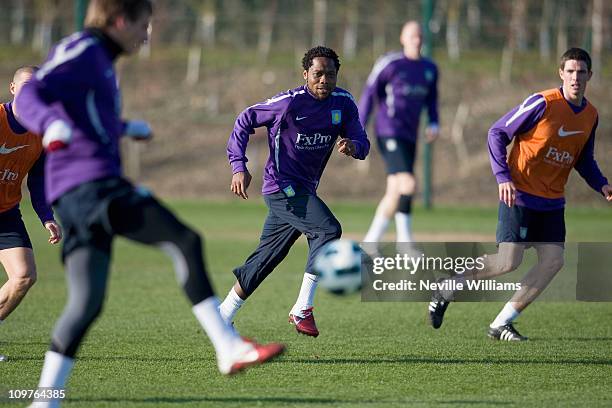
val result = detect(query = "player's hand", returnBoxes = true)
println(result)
[231,170,252,200]
[43,120,72,151]
[124,120,153,141]
[337,138,356,157]
[499,181,516,207]
[425,125,439,143]
[44,221,62,245]
[602,185,612,202]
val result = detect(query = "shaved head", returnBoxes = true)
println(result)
[13,66,38,83]
[10,65,38,98]
[400,21,423,59]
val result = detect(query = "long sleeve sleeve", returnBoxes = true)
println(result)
[27,153,54,224]
[227,94,291,174]
[425,64,439,126]
[574,118,609,194]
[488,94,546,183]
[344,98,370,160]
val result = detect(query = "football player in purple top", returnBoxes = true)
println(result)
[359,21,439,249]
[220,46,370,337]
[16,1,283,406]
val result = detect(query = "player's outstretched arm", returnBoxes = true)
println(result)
[44,221,62,245]
[231,170,252,200]
[336,138,356,157]
[602,185,612,202]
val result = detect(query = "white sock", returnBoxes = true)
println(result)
[192,297,240,357]
[218,288,245,323]
[490,302,520,328]
[37,351,74,391]
[291,273,318,316]
[395,212,413,242]
[364,213,390,242]
[439,275,466,300]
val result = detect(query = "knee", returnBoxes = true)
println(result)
[13,268,37,292]
[325,219,342,240]
[494,257,522,275]
[539,255,564,274]
[395,173,416,195]
[180,228,203,251]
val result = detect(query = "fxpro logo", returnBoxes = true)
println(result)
[544,146,574,166]
[0,169,19,182]
[295,132,333,151]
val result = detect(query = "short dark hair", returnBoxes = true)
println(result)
[13,65,39,82]
[85,0,153,29]
[560,48,591,71]
[302,46,341,72]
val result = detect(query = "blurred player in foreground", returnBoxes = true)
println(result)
[219,46,370,337]
[16,1,283,406]
[360,21,439,249]
[428,48,612,341]
[0,66,62,362]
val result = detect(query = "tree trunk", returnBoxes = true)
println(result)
[372,2,386,58]
[590,0,604,83]
[313,0,327,46]
[257,0,278,62]
[342,0,359,60]
[556,2,568,57]
[446,0,461,61]
[539,0,553,61]
[10,0,26,45]
[466,0,481,48]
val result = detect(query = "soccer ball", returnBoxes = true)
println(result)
[314,239,363,295]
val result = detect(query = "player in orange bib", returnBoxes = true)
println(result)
[0,67,62,361]
[427,48,611,341]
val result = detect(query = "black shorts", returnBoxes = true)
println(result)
[54,177,156,259]
[496,202,565,244]
[0,206,32,250]
[376,137,417,174]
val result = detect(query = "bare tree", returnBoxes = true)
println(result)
[257,0,278,62]
[591,0,605,83]
[556,1,568,57]
[371,1,386,57]
[313,0,327,45]
[343,0,359,60]
[446,0,461,60]
[11,0,26,45]
[539,0,553,61]
[500,0,527,83]
[32,0,61,53]
[185,0,216,85]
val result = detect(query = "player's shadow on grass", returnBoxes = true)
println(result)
[68,396,514,405]
[289,356,612,366]
[70,396,348,405]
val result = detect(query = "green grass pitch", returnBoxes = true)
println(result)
[1,200,611,407]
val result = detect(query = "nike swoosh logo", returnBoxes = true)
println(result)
[296,116,307,121]
[558,126,583,137]
[0,143,29,154]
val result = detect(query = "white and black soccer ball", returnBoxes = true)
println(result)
[314,239,363,295]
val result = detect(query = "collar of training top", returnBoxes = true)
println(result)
[87,28,124,61]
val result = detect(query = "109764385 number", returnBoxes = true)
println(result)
[7,388,65,400]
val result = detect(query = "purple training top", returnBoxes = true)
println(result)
[15,29,125,204]
[359,52,439,141]
[228,85,370,195]
[488,88,608,210]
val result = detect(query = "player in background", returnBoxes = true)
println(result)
[428,48,612,341]
[219,46,369,337]
[16,1,283,406]
[0,66,62,362]
[359,21,439,249]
